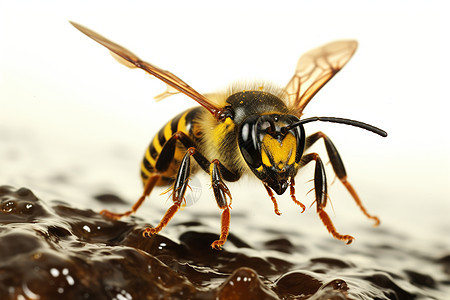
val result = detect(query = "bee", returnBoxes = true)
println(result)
[70,22,387,249]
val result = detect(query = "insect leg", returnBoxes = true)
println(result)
[180,146,237,249]
[144,131,239,249]
[100,131,197,220]
[143,148,193,237]
[305,132,380,226]
[209,159,233,250]
[100,174,161,219]
[158,131,240,182]
[147,147,236,249]
[301,152,354,244]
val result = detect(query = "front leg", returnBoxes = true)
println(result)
[301,152,354,244]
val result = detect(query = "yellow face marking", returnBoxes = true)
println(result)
[261,133,296,169]
[288,146,296,165]
[261,148,272,166]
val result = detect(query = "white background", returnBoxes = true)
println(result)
[0,1,448,245]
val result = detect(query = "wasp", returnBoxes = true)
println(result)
[70,22,387,249]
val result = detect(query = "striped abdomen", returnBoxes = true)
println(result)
[140,107,204,186]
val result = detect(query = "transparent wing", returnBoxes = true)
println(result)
[70,21,223,118]
[284,40,358,116]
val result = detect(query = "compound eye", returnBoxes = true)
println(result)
[238,116,262,168]
[289,122,306,163]
[281,115,305,162]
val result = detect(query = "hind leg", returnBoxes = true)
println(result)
[100,130,198,220]
[100,173,161,219]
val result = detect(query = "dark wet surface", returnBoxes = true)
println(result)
[0,183,449,299]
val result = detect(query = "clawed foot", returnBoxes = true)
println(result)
[211,239,225,250]
[292,199,306,213]
[343,235,355,245]
[142,227,160,238]
[370,216,381,227]
[318,209,355,245]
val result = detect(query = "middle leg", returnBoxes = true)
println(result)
[305,131,380,226]
[143,141,238,250]
[301,152,355,244]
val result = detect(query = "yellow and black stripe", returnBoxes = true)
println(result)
[140,107,205,186]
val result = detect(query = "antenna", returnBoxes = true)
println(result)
[282,116,387,137]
